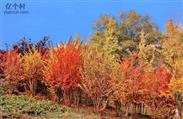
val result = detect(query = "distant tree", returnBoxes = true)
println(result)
[93,15,121,61]
[93,11,161,58]
[13,37,34,55]
[138,29,162,68]
[13,36,50,56]
[35,36,50,55]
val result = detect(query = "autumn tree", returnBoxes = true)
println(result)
[13,36,50,55]
[138,29,162,68]
[166,22,183,115]
[163,20,183,103]
[87,16,122,113]
[80,44,118,113]
[93,11,161,58]
[35,36,50,55]
[0,50,6,79]
[2,49,22,92]
[93,15,121,61]
[169,60,183,95]
[21,49,44,96]
[43,38,83,106]
[13,38,34,55]
[141,62,177,118]
[113,53,177,117]
[162,19,183,75]
[114,53,145,116]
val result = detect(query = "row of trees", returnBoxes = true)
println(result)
[0,11,183,118]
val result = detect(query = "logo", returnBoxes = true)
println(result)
[4,2,29,14]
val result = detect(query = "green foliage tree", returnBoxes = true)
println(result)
[93,16,121,62]
[138,29,162,68]
[93,11,161,58]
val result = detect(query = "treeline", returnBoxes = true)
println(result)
[0,11,183,118]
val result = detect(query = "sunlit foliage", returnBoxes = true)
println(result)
[43,38,83,106]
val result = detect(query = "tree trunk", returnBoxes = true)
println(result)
[174,108,180,119]
[93,98,102,114]
[125,104,129,117]
[30,78,37,96]
[55,88,62,103]
[73,88,81,106]
[63,89,71,106]
[114,100,121,116]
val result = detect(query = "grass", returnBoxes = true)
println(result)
[0,94,148,119]
[0,85,7,95]
[45,107,100,119]
[0,95,100,119]
[0,95,58,118]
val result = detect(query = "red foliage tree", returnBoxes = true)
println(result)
[43,38,83,106]
[0,50,6,79]
[144,62,172,95]
[2,49,22,92]
[140,62,177,118]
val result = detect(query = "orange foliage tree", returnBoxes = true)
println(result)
[116,53,145,116]
[43,38,83,106]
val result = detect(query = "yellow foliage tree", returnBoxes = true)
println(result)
[80,44,117,113]
[169,59,183,94]
[164,20,183,96]
[22,49,44,96]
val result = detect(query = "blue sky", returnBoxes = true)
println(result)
[0,0,183,48]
